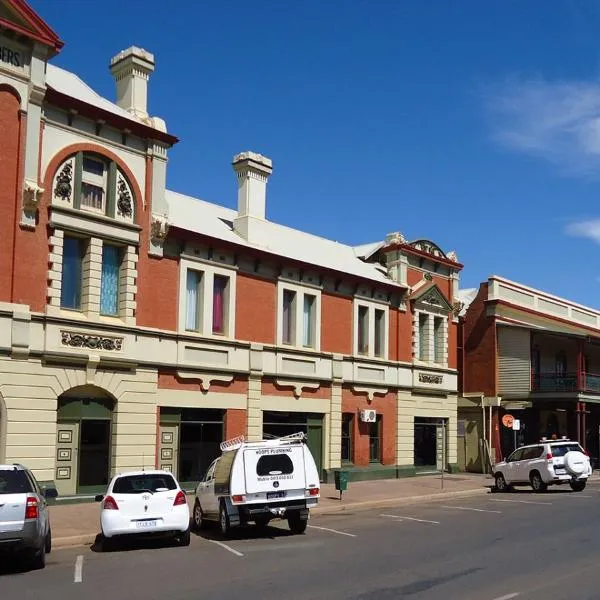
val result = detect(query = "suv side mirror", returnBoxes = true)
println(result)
[94,494,104,502]
[43,487,58,499]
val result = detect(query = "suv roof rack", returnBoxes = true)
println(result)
[540,436,571,442]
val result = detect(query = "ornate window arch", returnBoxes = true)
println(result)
[51,151,135,223]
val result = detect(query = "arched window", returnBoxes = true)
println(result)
[52,152,135,222]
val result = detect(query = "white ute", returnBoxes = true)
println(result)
[193,432,320,536]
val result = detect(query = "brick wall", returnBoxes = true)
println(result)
[261,378,331,398]
[342,387,397,466]
[462,282,497,396]
[225,409,247,438]
[0,88,22,303]
[235,273,276,344]
[321,293,352,354]
[157,370,248,394]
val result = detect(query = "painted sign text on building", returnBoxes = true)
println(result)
[0,44,21,67]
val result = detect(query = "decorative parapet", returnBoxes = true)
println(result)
[149,213,170,257]
[20,179,44,229]
[61,331,123,351]
[447,250,459,263]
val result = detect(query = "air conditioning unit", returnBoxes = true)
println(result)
[360,409,377,423]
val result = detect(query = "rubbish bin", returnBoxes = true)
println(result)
[334,470,348,499]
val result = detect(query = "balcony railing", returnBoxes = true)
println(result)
[532,372,600,394]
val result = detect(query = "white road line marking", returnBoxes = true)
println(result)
[308,525,357,537]
[74,555,83,583]
[490,498,551,505]
[492,593,520,600]
[573,494,593,498]
[380,513,440,524]
[208,539,244,557]
[442,505,502,514]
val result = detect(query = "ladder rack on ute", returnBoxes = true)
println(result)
[220,435,245,452]
[265,431,306,445]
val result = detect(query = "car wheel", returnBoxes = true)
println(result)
[192,500,207,531]
[570,480,587,492]
[219,502,231,537]
[100,534,115,552]
[287,513,308,535]
[530,471,547,493]
[177,528,191,547]
[30,547,46,570]
[494,473,509,492]
[45,527,52,554]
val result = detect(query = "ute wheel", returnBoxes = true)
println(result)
[494,473,509,493]
[177,528,191,547]
[30,546,46,570]
[45,527,52,554]
[219,502,231,537]
[530,471,547,493]
[288,514,308,535]
[254,516,270,530]
[570,480,587,492]
[192,500,206,531]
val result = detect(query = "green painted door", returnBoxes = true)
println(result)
[55,422,79,496]
[306,417,323,479]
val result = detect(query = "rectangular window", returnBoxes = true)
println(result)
[369,416,382,463]
[418,313,428,361]
[282,290,296,344]
[357,305,369,355]
[60,236,84,310]
[374,308,385,358]
[433,316,444,363]
[303,294,316,347]
[185,270,202,331]
[341,414,353,463]
[100,245,122,316]
[81,157,106,213]
[212,275,229,335]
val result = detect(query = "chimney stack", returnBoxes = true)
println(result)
[232,151,272,241]
[110,47,155,119]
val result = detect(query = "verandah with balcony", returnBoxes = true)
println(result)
[531,332,600,394]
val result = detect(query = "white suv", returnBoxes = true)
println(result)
[494,439,592,493]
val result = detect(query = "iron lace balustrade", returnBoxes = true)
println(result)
[531,372,578,393]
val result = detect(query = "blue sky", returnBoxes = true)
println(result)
[30,0,600,306]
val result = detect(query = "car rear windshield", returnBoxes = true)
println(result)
[0,470,33,495]
[256,454,294,476]
[113,474,177,494]
[550,444,583,457]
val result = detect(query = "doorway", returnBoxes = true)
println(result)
[414,417,447,471]
[262,411,324,478]
[78,420,111,488]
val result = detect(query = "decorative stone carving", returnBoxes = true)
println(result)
[117,175,133,218]
[384,231,407,246]
[411,240,445,259]
[149,213,170,257]
[418,373,443,385]
[274,379,321,399]
[452,300,464,318]
[176,370,234,393]
[447,250,458,263]
[53,162,73,202]
[423,291,441,306]
[22,180,44,212]
[61,331,123,351]
[352,386,388,402]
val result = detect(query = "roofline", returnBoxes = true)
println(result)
[170,226,408,292]
[45,86,179,146]
[383,242,464,270]
[1,0,64,54]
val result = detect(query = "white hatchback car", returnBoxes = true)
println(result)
[95,470,190,551]
[494,439,592,493]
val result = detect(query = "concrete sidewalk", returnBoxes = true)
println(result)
[50,473,491,549]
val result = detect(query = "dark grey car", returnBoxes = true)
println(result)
[0,464,57,569]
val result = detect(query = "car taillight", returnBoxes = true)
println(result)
[584,449,590,457]
[546,453,553,461]
[25,496,38,520]
[173,491,186,506]
[232,495,245,503]
[103,495,119,510]
[306,488,319,497]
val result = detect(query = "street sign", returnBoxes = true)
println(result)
[512,419,521,431]
[502,414,514,428]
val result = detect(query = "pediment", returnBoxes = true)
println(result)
[0,0,63,54]
[410,283,453,312]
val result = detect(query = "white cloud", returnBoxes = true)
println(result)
[565,219,600,243]
[484,76,600,176]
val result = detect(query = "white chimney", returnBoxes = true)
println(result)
[110,47,155,119]
[232,151,272,241]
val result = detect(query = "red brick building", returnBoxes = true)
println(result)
[0,0,463,497]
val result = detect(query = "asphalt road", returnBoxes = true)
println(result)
[2,483,600,600]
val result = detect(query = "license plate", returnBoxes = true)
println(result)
[135,520,157,529]
[555,469,566,475]
[267,491,286,500]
